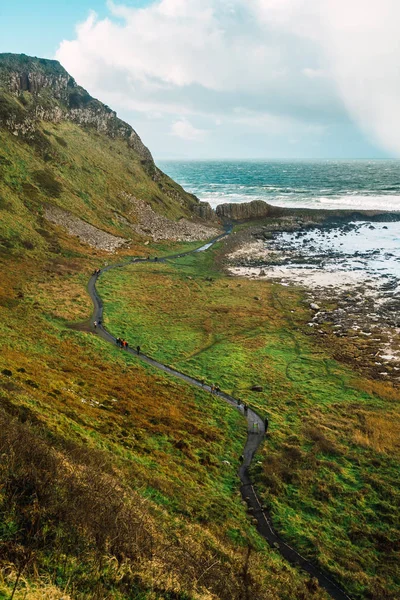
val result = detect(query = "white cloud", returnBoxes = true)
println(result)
[170,118,207,141]
[55,0,400,157]
[318,0,400,155]
[303,68,325,79]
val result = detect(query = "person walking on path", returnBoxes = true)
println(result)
[264,416,269,433]
[93,320,97,329]
[243,404,248,416]
[239,454,244,464]
[136,345,140,355]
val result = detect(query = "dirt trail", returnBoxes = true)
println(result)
[87,233,352,600]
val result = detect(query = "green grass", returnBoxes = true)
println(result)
[0,248,326,600]
[0,117,203,259]
[98,246,400,600]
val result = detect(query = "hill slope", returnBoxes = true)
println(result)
[0,54,327,600]
[0,53,215,257]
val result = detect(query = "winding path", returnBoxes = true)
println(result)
[88,233,352,600]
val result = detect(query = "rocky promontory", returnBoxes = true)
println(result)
[216,199,283,221]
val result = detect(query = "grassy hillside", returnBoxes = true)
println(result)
[0,118,203,257]
[97,243,400,600]
[0,243,331,599]
[3,53,394,600]
[0,53,209,259]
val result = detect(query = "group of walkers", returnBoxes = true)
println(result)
[116,338,141,355]
[93,268,101,276]
[210,383,221,394]
[116,338,129,349]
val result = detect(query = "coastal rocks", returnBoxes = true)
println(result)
[226,217,400,382]
[191,200,216,221]
[216,200,281,221]
[310,303,320,311]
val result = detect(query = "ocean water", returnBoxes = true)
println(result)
[158,160,400,211]
[159,159,400,287]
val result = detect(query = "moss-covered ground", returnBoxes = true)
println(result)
[98,241,400,600]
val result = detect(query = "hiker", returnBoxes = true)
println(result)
[239,454,244,464]
[116,337,121,347]
[136,345,140,355]
[93,320,97,328]
[243,404,248,415]
[264,417,269,433]
[210,384,215,395]
[215,385,221,393]
[154,256,158,262]
[125,340,129,350]
[122,340,127,349]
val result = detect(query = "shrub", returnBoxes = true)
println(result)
[32,169,63,198]
[54,135,68,147]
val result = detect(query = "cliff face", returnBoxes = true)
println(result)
[216,200,281,221]
[0,53,216,223]
[0,53,153,164]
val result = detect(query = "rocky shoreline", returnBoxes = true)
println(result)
[225,213,400,383]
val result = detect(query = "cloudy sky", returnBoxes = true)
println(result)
[1,0,399,159]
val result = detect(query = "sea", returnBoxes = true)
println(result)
[157,159,400,211]
[158,159,400,283]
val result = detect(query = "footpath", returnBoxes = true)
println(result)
[87,234,352,600]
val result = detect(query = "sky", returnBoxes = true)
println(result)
[0,0,399,160]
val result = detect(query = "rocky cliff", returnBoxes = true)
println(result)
[0,53,215,222]
[0,53,153,164]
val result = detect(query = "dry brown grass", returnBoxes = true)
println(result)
[353,412,400,453]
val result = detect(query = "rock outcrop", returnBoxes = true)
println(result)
[191,201,216,221]
[0,53,153,164]
[0,53,217,223]
[216,200,281,221]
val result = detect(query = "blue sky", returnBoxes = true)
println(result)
[1,0,398,160]
[0,1,107,57]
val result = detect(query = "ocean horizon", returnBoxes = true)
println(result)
[158,159,400,212]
